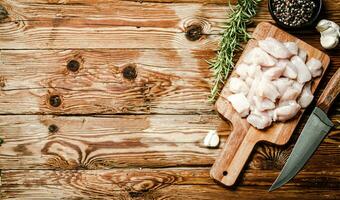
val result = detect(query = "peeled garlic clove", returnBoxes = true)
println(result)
[203,130,219,148]
[316,19,332,32]
[329,20,340,35]
[321,35,339,49]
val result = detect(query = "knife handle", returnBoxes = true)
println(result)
[317,68,340,113]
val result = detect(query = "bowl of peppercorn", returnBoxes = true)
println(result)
[269,0,323,29]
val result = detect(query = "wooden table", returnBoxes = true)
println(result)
[0,0,339,199]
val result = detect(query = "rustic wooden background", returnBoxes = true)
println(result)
[0,0,339,199]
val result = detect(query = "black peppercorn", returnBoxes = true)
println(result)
[272,0,317,27]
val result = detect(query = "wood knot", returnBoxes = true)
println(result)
[185,25,203,41]
[49,95,62,107]
[0,76,6,88]
[67,60,80,72]
[0,5,8,21]
[122,65,137,80]
[250,144,291,170]
[0,137,3,145]
[129,191,144,198]
[48,124,59,133]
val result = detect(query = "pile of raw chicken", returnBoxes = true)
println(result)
[227,37,323,129]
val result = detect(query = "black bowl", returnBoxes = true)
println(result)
[268,0,323,30]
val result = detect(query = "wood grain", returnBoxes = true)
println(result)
[0,49,215,114]
[211,22,330,186]
[0,114,229,169]
[317,68,340,113]
[0,0,225,49]
[0,0,339,50]
[1,169,339,199]
[0,114,338,170]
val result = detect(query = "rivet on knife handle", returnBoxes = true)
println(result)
[316,68,340,113]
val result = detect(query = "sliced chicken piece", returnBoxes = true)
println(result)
[306,58,323,77]
[245,77,254,87]
[291,56,312,83]
[263,64,285,80]
[247,64,262,78]
[282,60,298,79]
[267,109,274,120]
[298,82,314,108]
[273,101,301,122]
[284,42,298,55]
[298,49,307,62]
[292,81,304,94]
[247,75,261,105]
[247,110,272,129]
[279,87,301,102]
[253,96,275,111]
[243,47,277,67]
[258,37,293,59]
[272,78,294,96]
[256,78,281,102]
[229,77,249,95]
[276,59,288,68]
[277,81,304,105]
[235,63,249,79]
[227,93,250,117]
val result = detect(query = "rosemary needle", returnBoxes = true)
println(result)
[209,0,261,102]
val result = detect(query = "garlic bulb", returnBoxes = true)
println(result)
[316,19,340,49]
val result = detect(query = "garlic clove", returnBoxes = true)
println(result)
[321,35,339,49]
[203,130,220,148]
[330,21,340,33]
[316,19,332,32]
[322,27,339,37]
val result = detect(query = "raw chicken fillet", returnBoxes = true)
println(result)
[227,93,250,118]
[243,47,277,67]
[258,37,293,59]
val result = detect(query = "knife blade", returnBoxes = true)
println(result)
[269,67,340,191]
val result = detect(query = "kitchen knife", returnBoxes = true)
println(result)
[269,67,340,191]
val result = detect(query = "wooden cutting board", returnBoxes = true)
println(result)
[210,22,330,186]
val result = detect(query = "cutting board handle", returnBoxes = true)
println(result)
[210,99,256,186]
[317,68,340,113]
[210,126,256,186]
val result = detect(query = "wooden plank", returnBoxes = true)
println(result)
[0,49,216,114]
[2,168,340,187]
[0,115,229,169]
[0,115,339,170]
[0,0,226,49]
[1,169,339,199]
[0,0,339,49]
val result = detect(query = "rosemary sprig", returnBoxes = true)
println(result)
[209,0,261,102]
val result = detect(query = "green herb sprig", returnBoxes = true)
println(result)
[209,0,261,102]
